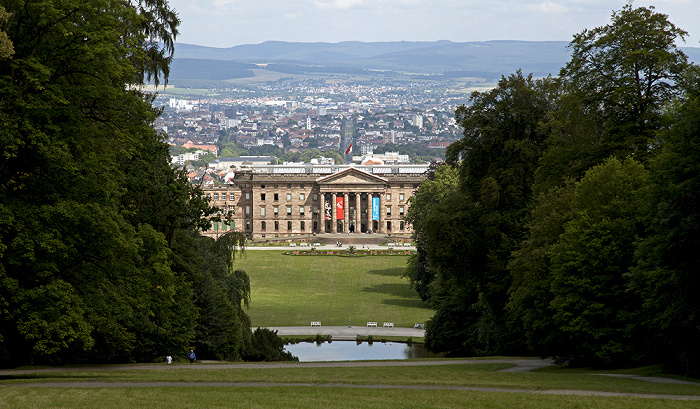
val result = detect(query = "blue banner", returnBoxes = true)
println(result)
[372,196,379,220]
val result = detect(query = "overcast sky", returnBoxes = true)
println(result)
[166,0,699,49]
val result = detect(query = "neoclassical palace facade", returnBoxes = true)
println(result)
[202,164,429,240]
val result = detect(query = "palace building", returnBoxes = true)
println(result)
[202,164,429,240]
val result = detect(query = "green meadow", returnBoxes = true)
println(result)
[233,251,433,328]
[2,363,699,408]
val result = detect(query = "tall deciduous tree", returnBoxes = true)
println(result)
[420,72,556,355]
[631,69,700,375]
[548,157,649,367]
[0,0,207,366]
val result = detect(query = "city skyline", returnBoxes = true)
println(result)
[167,0,699,49]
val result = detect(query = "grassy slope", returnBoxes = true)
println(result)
[233,251,433,327]
[2,363,699,408]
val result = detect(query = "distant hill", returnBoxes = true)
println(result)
[170,40,700,83]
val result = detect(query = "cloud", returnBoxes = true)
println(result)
[537,1,569,13]
[211,0,242,8]
[314,0,365,10]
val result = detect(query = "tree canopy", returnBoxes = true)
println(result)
[409,5,700,375]
[0,0,290,366]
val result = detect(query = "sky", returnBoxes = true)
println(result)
[166,0,699,49]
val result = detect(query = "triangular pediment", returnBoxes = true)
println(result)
[316,167,388,185]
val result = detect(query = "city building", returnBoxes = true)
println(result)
[202,164,428,240]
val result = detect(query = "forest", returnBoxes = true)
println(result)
[406,5,700,376]
[0,0,292,366]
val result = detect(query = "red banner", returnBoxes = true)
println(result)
[336,196,344,220]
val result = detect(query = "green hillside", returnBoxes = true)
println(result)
[234,251,433,328]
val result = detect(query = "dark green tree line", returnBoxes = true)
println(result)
[0,0,289,366]
[408,5,700,374]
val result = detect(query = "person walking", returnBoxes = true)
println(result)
[187,349,196,363]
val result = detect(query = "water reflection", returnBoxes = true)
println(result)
[284,341,442,362]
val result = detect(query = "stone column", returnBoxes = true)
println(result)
[331,192,337,233]
[377,193,384,234]
[344,192,349,233]
[355,192,360,233]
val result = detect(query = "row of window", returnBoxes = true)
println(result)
[209,193,234,201]
[211,191,409,203]
[244,205,406,217]
[250,192,408,202]
[245,220,407,232]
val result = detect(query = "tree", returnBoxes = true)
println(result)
[403,163,459,301]
[0,0,201,366]
[631,69,700,375]
[560,5,689,161]
[548,157,649,367]
[506,181,575,353]
[421,72,556,355]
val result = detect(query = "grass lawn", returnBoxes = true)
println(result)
[233,251,433,328]
[1,362,699,408]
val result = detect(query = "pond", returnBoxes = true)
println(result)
[284,341,442,362]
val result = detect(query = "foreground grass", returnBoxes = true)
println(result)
[2,387,695,409]
[234,251,433,327]
[1,362,699,408]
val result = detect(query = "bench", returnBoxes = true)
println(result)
[383,322,394,327]
[300,242,308,247]
[311,321,321,327]
[414,323,424,329]
[290,243,297,247]
[404,243,411,247]
[366,322,377,327]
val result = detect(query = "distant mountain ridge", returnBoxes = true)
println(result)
[170,40,700,82]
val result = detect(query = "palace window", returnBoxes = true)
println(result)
[260,206,266,216]
[313,193,318,201]
[246,221,251,230]
[399,206,404,216]
[274,193,279,201]
[261,184,265,189]
[300,193,305,201]
[286,193,292,201]
[301,221,306,231]
[245,192,250,200]
[245,206,250,216]
[287,221,292,231]
[400,221,405,231]
[274,221,279,231]
[300,206,305,215]
[261,221,266,231]
[213,193,219,201]
[386,193,391,201]
[273,206,279,215]
[386,206,391,215]
[260,193,266,201]
[399,193,404,201]
[387,221,392,231]
[286,206,292,215]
